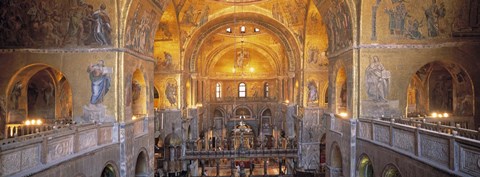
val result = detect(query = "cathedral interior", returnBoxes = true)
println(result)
[0,0,480,177]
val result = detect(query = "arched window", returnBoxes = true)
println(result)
[264,82,269,98]
[239,82,246,98]
[216,83,221,98]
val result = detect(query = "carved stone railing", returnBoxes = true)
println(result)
[358,118,480,177]
[379,117,480,140]
[4,119,75,139]
[0,122,117,177]
[184,149,298,160]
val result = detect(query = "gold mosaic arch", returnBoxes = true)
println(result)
[184,12,301,73]
[203,42,282,76]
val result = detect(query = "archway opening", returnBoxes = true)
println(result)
[5,65,72,138]
[153,87,159,109]
[407,61,474,128]
[132,70,147,118]
[101,164,117,177]
[135,151,148,177]
[336,67,347,114]
[382,164,401,177]
[319,134,326,173]
[330,144,343,176]
[358,155,374,177]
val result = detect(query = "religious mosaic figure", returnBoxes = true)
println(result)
[406,19,424,39]
[385,2,409,35]
[198,6,210,26]
[425,0,446,37]
[308,47,320,64]
[92,4,112,45]
[10,81,22,110]
[181,5,197,26]
[132,80,141,103]
[165,81,177,107]
[365,56,390,102]
[87,60,111,107]
[236,50,249,68]
[307,81,318,103]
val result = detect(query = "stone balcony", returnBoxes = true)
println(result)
[0,117,150,177]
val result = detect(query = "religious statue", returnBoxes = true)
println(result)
[92,3,112,45]
[165,81,177,106]
[307,80,318,102]
[87,60,111,107]
[365,56,390,102]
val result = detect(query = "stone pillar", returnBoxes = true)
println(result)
[201,160,205,176]
[216,159,220,177]
[279,159,283,175]
[264,159,267,175]
[231,159,235,177]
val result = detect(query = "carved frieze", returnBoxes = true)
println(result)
[393,128,414,153]
[47,137,74,162]
[420,134,449,166]
[1,151,21,175]
[459,145,480,176]
[358,122,372,140]
[78,130,98,151]
[374,124,390,144]
[21,146,40,171]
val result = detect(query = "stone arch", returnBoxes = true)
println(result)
[321,82,329,107]
[357,154,374,177]
[132,69,147,117]
[329,142,343,176]
[122,0,169,56]
[135,150,149,177]
[259,107,272,126]
[233,105,253,118]
[214,107,226,118]
[382,163,401,177]
[101,162,119,177]
[4,64,72,132]
[406,61,474,126]
[184,12,301,73]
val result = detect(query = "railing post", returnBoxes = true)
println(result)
[74,126,79,153]
[41,136,48,164]
[390,119,395,147]
[449,131,458,171]
[414,123,421,157]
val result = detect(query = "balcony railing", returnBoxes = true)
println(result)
[4,119,75,140]
[378,117,480,140]
[356,117,480,177]
[184,149,298,160]
[0,122,116,177]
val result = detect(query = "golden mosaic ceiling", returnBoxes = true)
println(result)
[155,0,328,76]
